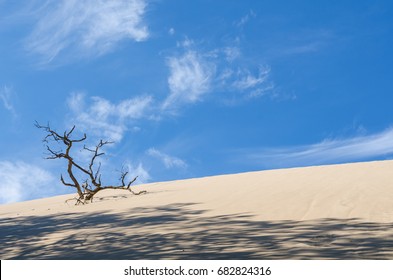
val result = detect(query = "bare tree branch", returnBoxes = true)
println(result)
[36,122,146,204]
[60,174,76,187]
[127,176,138,188]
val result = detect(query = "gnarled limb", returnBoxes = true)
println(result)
[36,122,146,204]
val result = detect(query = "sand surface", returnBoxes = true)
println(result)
[1,160,393,259]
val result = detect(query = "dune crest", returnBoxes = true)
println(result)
[1,160,393,259]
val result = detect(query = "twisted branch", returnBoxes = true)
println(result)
[36,122,146,204]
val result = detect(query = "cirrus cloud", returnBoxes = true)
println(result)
[26,0,149,63]
[240,127,393,168]
[0,85,17,117]
[163,50,215,109]
[0,161,56,204]
[147,148,187,169]
[67,92,153,142]
[163,40,275,110]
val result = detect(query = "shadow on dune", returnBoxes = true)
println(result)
[1,203,392,259]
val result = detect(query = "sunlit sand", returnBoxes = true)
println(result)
[1,160,393,259]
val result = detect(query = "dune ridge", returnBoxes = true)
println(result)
[1,160,393,259]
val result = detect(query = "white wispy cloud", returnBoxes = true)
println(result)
[232,66,270,90]
[147,148,187,169]
[223,46,241,62]
[281,42,322,55]
[235,10,256,27]
[0,85,16,116]
[168,27,175,36]
[163,40,274,109]
[163,50,215,109]
[267,29,333,58]
[215,59,274,101]
[67,92,153,142]
[0,161,56,204]
[123,161,151,184]
[243,127,393,168]
[26,0,149,63]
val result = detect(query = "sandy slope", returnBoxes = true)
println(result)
[1,160,393,259]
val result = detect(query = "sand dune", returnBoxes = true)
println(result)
[1,160,393,259]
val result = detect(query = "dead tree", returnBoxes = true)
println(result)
[35,122,146,204]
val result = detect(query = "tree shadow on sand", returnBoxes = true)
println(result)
[1,203,393,259]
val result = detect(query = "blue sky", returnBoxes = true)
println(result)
[1,0,393,204]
